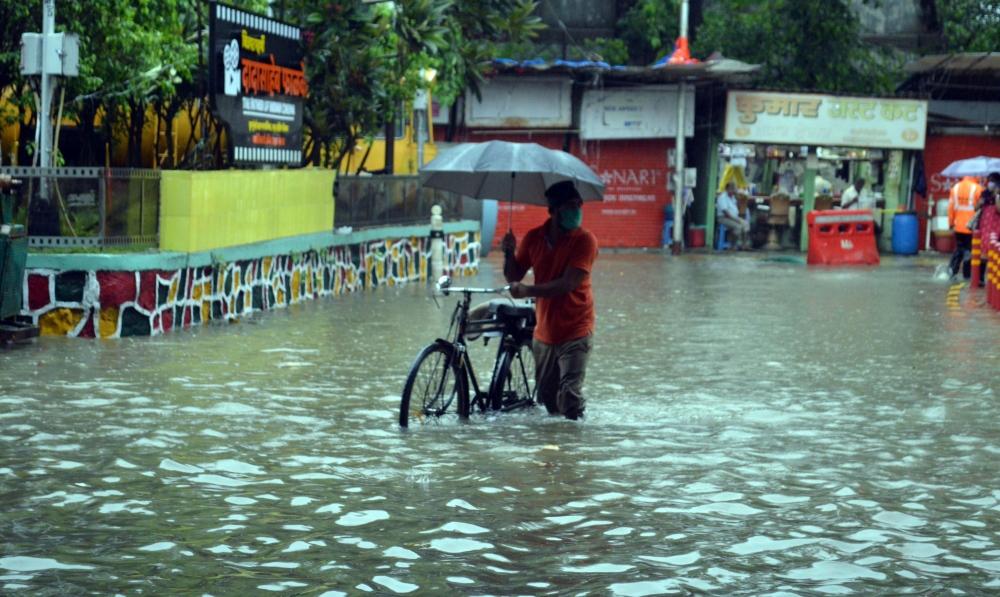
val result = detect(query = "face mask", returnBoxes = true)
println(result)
[559,207,582,231]
[989,181,998,192]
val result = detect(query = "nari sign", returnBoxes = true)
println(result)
[209,2,307,165]
[725,91,927,150]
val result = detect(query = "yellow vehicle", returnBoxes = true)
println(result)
[337,106,436,175]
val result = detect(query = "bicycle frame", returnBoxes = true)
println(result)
[442,289,498,410]
[434,277,531,413]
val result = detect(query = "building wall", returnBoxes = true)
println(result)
[914,134,1000,250]
[475,132,674,248]
[160,169,335,253]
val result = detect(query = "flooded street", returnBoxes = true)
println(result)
[2,253,999,595]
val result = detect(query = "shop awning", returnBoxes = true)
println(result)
[904,52,1000,75]
[489,55,760,85]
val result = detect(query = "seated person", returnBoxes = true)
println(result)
[716,182,749,250]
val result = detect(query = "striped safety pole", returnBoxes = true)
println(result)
[971,231,982,289]
[990,238,999,309]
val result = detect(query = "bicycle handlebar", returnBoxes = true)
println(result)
[435,275,509,296]
[439,284,510,296]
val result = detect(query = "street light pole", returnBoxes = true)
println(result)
[671,0,689,255]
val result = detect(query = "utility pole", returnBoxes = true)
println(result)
[39,0,55,183]
[21,0,78,202]
[671,0,689,254]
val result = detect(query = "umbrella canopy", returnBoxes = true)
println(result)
[940,156,1000,178]
[419,141,605,206]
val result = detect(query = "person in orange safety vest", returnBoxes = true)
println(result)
[948,175,983,278]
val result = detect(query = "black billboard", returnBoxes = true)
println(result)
[208,2,306,166]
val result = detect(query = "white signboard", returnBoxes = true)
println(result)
[580,86,694,140]
[465,77,572,128]
[724,91,928,150]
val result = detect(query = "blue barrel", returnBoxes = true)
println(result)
[892,212,919,255]
[480,199,498,256]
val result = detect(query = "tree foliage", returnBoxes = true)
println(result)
[935,0,1000,52]
[286,0,542,170]
[4,0,537,170]
[693,0,902,94]
[616,0,678,65]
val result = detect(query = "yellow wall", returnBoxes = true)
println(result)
[160,169,335,253]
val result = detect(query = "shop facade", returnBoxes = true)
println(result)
[707,90,929,251]
[899,53,1000,250]
[433,74,695,248]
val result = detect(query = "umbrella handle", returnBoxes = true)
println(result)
[507,172,515,233]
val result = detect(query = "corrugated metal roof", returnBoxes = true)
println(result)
[489,56,760,84]
[905,52,1000,74]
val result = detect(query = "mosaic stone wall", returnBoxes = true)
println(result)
[23,232,479,338]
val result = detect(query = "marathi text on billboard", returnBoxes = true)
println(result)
[209,3,307,166]
[724,91,927,150]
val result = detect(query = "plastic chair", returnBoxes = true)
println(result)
[716,223,730,250]
[814,195,834,211]
[765,195,791,250]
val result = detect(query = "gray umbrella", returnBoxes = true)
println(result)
[940,156,1000,178]
[419,141,604,229]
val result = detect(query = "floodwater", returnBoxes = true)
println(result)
[2,252,999,595]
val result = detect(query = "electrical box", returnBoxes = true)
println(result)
[20,32,79,77]
[20,33,41,75]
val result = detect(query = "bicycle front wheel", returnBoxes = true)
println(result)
[488,343,536,411]
[400,343,469,428]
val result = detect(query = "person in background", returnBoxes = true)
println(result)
[501,180,598,421]
[840,178,873,211]
[716,182,749,250]
[948,175,983,279]
[975,172,1000,285]
[840,177,881,238]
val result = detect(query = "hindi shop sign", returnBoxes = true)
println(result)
[209,3,307,166]
[724,91,927,150]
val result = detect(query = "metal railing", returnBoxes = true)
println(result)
[1,169,473,250]
[335,175,472,229]
[0,167,160,249]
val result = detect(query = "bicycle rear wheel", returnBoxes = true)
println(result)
[488,343,536,411]
[400,343,469,428]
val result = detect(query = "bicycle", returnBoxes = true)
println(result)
[399,275,537,428]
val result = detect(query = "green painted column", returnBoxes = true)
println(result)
[881,150,904,252]
[798,168,817,252]
[705,140,721,249]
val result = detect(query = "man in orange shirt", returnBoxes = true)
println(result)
[501,181,599,421]
[948,175,983,278]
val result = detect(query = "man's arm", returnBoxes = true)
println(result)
[841,190,858,209]
[510,266,586,299]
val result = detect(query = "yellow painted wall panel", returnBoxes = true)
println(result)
[160,170,335,252]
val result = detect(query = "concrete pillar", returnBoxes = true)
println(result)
[430,204,444,281]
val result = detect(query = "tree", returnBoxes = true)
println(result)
[693,0,902,95]
[287,0,542,171]
[616,0,678,65]
[934,0,1000,52]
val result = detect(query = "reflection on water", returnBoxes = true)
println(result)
[2,254,999,594]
